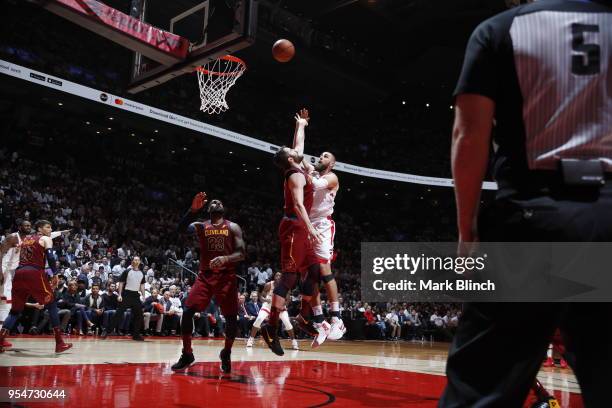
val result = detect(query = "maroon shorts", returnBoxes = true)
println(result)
[185,270,238,316]
[278,217,317,273]
[11,267,54,311]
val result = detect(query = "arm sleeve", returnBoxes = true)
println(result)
[45,248,58,275]
[312,177,329,191]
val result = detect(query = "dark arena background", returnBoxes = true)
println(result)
[0,0,599,407]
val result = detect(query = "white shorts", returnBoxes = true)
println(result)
[0,263,15,301]
[312,217,335,263]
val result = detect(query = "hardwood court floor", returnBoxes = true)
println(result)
[0,335,582,407]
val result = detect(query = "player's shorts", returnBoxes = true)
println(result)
[1,261,17,300]
[11,266,54,311]
[279,217,317,273]
[311,216,335,263]
[185,269,238,316]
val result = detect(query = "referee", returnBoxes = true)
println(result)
[441,1,612,407]
[102,256,145,341]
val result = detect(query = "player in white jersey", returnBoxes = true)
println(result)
[292,109,346,345]
[247,272,298,350]
[0,220,31,348]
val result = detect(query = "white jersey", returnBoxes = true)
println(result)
[310,173,337,220]
[1,233,22,271]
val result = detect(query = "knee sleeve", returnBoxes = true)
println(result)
[225,315,237,339]
[273,273,298,298]
[321,273,335,284]
[280,311,293,331]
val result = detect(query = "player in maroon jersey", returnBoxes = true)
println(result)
[260,146,323,356]
[172,192,245,373]
[0,220,72,353]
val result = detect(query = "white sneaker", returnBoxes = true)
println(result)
[291,339,299,350]
[246,337,254,348]
[311,321,331,349]
[328,318,346,341]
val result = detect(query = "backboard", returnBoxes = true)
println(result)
[128,0,257,94]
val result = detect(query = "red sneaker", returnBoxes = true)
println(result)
[542,357,555,367]
[55,342,73,354]
[2,340,12,348]
[559,358,568,369]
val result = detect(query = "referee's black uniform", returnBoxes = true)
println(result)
[441,1,612,407]
[107,266,145,340]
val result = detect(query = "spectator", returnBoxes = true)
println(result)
[102,283,119,334]
[83,284,105,334]
[143,288,164,336]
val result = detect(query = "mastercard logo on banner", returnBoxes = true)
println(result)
[115,98,124,105]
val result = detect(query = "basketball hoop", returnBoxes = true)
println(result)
[196,55,246,114]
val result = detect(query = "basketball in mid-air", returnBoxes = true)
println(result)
[272,39,295,63]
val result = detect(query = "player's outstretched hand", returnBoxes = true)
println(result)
[191,192,208,213]
[294,108,309,127]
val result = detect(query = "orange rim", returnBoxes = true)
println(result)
[195,55,246,77]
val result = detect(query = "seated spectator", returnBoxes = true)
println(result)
[430,310,445,328]
[76,278,89,298]
[385,308,400,340]
[58,281,93,335]
[102,283,119,335]
[84,284,105,334]
[196,299,224,338]
[237,293,251,338]
[89,267,105,290]
[161,290,181,335]
[143,289,164,335]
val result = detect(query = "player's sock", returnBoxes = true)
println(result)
[0,328,8,345]
[53,327,64,343]
[181,309,195,354]
[547,345,553,359]
[312,305,324,324]
[224,316,237,351]
[330,302,340,320]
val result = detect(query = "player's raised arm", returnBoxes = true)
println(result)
[292,108,315,173]
[209,222,246,269]
[288,173,322,244]
[178,192,207,234]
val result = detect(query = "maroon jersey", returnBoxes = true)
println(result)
[195,220,235,272]
[18,234,46,269]
[283,167,313,217]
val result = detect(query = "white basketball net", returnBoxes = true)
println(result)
[196,55,246,114]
